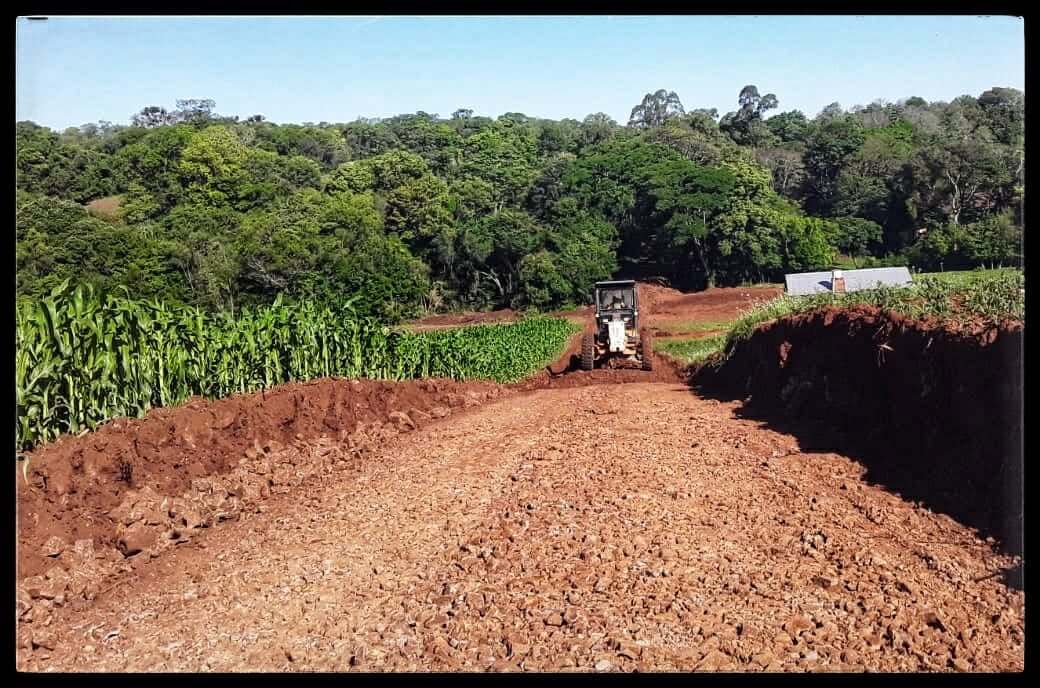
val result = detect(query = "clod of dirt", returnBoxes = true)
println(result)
[117,522,159,558]
[41,536,66,558]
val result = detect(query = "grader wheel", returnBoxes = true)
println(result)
[641,330,654,371]
[581,334,595,371]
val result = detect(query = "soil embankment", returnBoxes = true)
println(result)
[694,306,1024,556]
[16,378,507,580]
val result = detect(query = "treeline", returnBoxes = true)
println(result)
[16,86,1024,319]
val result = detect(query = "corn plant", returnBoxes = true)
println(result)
[15,282,578,452]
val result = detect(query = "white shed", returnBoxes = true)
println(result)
[784,267,913,296]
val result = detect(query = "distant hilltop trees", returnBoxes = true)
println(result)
[16,86,1023,317]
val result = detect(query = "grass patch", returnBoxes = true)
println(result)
[702,270,1024,369]
[661,319,736,335]
[85,195,124,222]
[657,335,727,364]
[915,267,1021,288]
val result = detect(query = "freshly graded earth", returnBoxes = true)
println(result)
[16,381,1023,672]
[404,283,782,334]
[16,283,1023,672]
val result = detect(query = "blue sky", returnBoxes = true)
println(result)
[16,15,1025,130]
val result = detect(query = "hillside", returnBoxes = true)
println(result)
[16,87,1023,322]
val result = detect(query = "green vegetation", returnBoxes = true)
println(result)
[915,267,1020,287]
[657,270,1024,371]
[14,87,1024,446]
[16,85,1023,319]
[661,319,736,335]
[717,271,1024,364]
[392,318,579,384]
[656,335,727,364]
[15,281,577,451]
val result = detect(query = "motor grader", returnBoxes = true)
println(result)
[580,280,653,371]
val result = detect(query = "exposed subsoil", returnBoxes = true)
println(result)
[637,284,781,336]
[16,384,1023,672]
[405,283,781,334]
[694,306,1024,557]
[16,379,507,580]
[15,286,1024,672]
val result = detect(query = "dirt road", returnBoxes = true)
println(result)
[404,283,782,333]
[18,382,1023,672]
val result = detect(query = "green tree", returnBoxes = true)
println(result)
[342,120,401,158]
[116,124,195,218]
[542,199,619,301]
[628,89,686,129]
[910,140,1007,225]
[384,174,455,256]
[966,210,1022,267]
[831,217,882,267]
[456,209,545,306]
[579,113,619,149]
[647,115,735,166]
[977,87,1024,147]
[447,177,497,223]
[173,98,217,125]
[642,158,736,288]
[525,153,576,220]
[131,106,175,128]
[254,124,351,168]
[177,125,253,207]
[765,110,809,143]
[233,189,428,318]
[460,126,538,209]
[162,203,243,310]
[517,251,571,309]
[803,116,866,215]
[720,85,780,147]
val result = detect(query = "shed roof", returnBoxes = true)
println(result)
[784,267,913,295]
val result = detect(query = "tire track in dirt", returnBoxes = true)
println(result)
[17,383,1023,672]
[16,387,588,671]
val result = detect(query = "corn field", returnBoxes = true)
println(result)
[15,281,578,452]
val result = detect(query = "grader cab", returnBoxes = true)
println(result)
[580,280,653,371]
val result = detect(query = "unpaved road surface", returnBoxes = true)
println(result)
[405,283,781,333]
[18,383,1023,672]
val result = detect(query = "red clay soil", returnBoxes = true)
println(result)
[406,283,781,334]
[16,378,506,580]
[16,383,1024,672]
[14,344,679,589]
[15,287,1025,672]
[525,333,687,389]
[694,306,1024,556]
[639,284,781,333]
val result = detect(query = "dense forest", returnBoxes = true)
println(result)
[16,87,1024,320]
